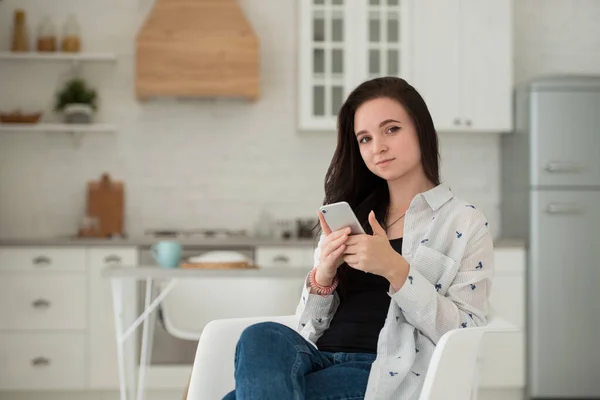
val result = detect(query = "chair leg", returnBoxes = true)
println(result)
[183,375,191,400]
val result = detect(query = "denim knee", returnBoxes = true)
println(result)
[239,321,288,346]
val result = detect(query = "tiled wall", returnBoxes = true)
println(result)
[1,0,599,239]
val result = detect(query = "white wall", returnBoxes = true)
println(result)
[1,0,599,240]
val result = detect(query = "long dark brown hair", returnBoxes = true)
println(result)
[317,76,441,297]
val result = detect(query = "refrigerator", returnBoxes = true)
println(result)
[500,75,600,398]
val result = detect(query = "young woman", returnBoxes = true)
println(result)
[223,77,494,400]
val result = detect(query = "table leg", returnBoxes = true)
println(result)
[111,278,129,400]
[137,278,157,400]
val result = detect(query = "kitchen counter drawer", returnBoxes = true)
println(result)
[0,275,86,330]
[0,332,86,390]
[255,246,314,268]
[0,247,86,272]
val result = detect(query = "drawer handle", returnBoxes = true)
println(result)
[31,357,51,367]
[32,299,51,309]
[545,203,584,215]
[104,255,122,264]
[545,161,583,173]
[33,256,52,266]
[272,255,290,263]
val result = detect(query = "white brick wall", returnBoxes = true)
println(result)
[1,0,599,240]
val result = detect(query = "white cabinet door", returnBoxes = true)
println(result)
[412,0,461,132]
[88,247,138,389]
[0,274,86,330]
[478,248,526,389]
[298,0,413,131]
[412,0,512,133]
[461,0,513,132]
[359,0,413,82]
[299,0,354,131]
[0,333,86,390]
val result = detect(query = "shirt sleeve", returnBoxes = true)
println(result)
[294,234,339,345]
[390,225,494,344]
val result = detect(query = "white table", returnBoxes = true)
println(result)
[102,265,310,400]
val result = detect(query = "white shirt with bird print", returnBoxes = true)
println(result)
[295,184,494,400]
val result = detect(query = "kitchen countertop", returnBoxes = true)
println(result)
[102,264,312,279]
[0,236,526,249]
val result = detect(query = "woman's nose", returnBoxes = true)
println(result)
[372,137,387,154]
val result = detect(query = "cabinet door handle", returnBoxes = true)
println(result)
[33,256,51,266]
[453,118,461,126]
[104,255,122,264]
[545,161,583,173]
[31,357,51,367]
[32,298,51,309]
[545,203,584,215]
[272,255,290,263]
[465,119,472,127]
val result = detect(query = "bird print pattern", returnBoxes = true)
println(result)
[295,183,493,399]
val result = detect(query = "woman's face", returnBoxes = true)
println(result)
[354,97,422,182]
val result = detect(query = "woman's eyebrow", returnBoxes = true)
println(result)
[355,119,402,136]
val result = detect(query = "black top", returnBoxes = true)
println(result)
[316,237,403,354]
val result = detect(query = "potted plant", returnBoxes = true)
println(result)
[54,78,98,123]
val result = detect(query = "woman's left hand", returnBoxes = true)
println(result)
[343,210,410,283]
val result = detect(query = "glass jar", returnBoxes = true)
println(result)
[61,14,81,53]
[37,16,57,52]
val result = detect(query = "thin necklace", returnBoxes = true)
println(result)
[386,213,405,230]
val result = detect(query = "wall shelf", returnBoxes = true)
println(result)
[0,52,117,62]
[0,123,116,133]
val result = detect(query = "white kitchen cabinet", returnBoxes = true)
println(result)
[298,0,413,131]
[413,0,513,133]
[88,247,138,389]
[0,245,138,392]
[0,332,86,390]
[478,246,526,389]
[299,0,512,133]
[255,246,315,269]
[0,274,86,330]
[0,247,86,272]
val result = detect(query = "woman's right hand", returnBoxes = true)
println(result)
[315,211,351,286]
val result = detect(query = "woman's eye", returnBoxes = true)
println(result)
[358,136,371,144]
[386,126,400,134]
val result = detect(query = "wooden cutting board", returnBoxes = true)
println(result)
[86,173,124,238]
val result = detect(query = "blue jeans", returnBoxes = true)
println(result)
[222,322,376,400]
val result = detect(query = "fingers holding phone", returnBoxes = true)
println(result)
[316,211,350,283]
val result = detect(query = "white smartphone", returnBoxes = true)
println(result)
[319,201,365,235]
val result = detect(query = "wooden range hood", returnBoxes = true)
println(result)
[136,0,260,101]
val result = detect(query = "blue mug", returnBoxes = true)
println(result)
[151,241,182,268]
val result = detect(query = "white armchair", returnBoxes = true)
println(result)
[186,307,518,400]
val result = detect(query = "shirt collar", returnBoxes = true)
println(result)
[419,183,453,211]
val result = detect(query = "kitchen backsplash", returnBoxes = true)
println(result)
[1,0,599,240]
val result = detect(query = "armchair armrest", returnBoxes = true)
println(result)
[187,314,298,399]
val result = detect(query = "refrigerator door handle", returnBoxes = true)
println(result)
[544,161,584,173]
[545,203,584,215]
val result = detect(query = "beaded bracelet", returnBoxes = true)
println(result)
[308,268,339,297]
